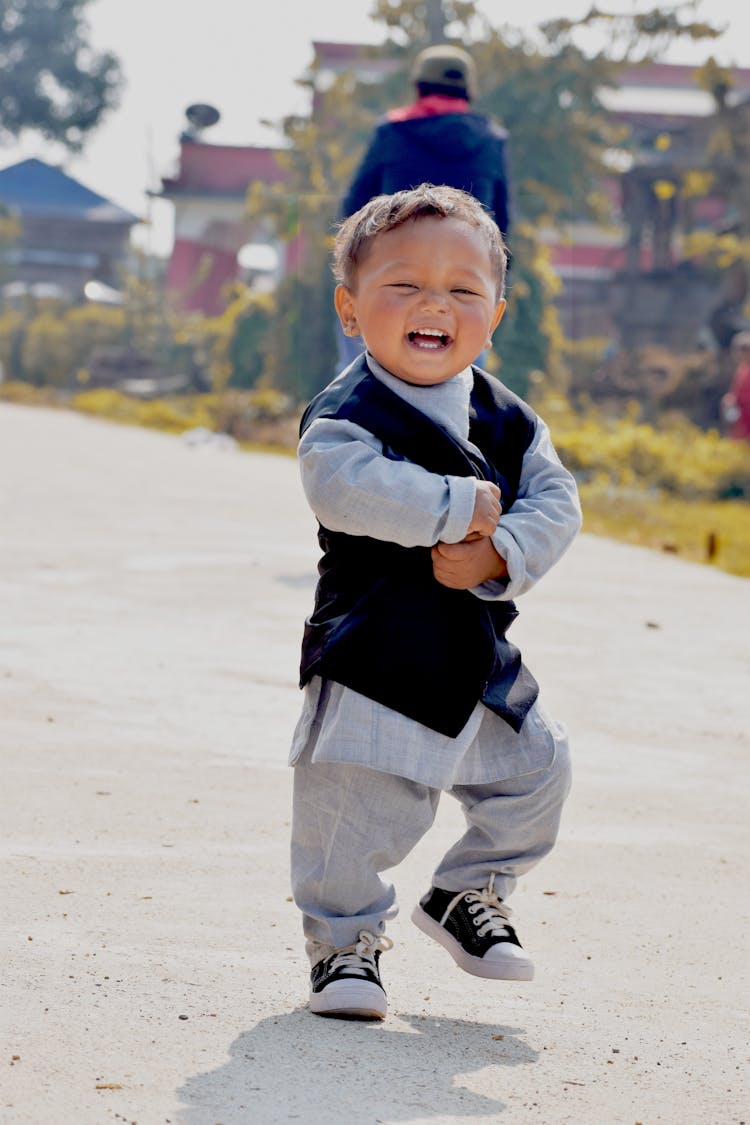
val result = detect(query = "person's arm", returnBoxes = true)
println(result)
[299,415,498,548]
[492,134,512,239]
[432,418,581,596]
[431,533,508,589]
[340,127,387,218]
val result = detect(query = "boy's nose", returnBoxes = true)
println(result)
[418,289,449,313]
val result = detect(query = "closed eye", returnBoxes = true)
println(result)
[453,287,480,296]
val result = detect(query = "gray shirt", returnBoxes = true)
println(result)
[290,354,582,788]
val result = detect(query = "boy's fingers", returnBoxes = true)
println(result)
[442,541,468,559]
[435,539,481,560]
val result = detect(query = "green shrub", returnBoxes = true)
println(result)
[70,388,214,433]
[537,393,750,501]
[21,312,74,386]
[66,305,126,373]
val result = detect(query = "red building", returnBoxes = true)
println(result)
[158,139,289,315]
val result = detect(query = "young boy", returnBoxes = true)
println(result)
[290,184,581,1020]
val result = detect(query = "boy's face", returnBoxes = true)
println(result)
[335,216,506,386]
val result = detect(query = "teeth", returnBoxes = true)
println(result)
[407,328,450,349]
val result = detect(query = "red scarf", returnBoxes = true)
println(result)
[387,94,471,123]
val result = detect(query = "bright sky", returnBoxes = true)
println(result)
[2,0,749,256]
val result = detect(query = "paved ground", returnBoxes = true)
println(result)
[1,402,748,1125]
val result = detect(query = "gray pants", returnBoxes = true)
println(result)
[291,739,571,965]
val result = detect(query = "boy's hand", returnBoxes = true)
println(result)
[468,480,502,538]
[431,536,508,589]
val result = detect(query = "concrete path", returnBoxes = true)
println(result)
[1,402,748,1124]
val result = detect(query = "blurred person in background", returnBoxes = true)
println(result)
[721,330,750,441]
[336,44,512,370]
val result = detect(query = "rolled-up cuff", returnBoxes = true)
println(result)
[474,526,526,599]
[439,475,477,543]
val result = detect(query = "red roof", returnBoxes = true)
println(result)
[616,62,750,90]
[311,40,401,75]
[160,140,288,195]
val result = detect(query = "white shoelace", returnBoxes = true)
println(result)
[328,930,394,977]
[441,875,514,940]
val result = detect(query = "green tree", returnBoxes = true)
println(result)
[21,308,74,385]
[0,0,121,151]
[370,0,481,44]
[540,5,721,65]
[228,293,274,390]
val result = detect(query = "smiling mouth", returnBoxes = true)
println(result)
[408,329,452,350]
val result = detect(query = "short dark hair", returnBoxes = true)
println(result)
[416,80,468,101]
[333,183,508,298]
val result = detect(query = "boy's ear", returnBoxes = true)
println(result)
[487,298,506,345]
[334,285,360,336]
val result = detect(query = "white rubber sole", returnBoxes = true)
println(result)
[309,979,387,1020]
[411,905,534,981]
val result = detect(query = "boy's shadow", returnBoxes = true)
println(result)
[176,1007,538,1124]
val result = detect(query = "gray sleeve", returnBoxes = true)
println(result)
[472,418,582,601]
[298,416,477,548]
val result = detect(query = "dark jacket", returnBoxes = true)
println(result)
[341,111,511,236]
[298,357,538,738]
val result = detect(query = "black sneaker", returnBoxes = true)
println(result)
[309,930,393,1019]
[411,876,534,981]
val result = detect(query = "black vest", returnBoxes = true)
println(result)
[299,357,540,738]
